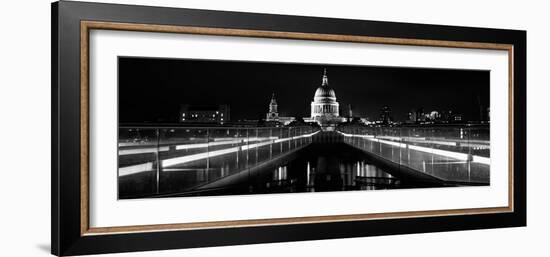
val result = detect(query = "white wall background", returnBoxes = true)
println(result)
[0,0,547,256]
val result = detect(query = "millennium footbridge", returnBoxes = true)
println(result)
[118,125,489,199]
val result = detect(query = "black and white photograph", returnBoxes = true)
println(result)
[117,57,491,199]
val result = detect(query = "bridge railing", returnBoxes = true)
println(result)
[337,126,490,184]
[118,126,319,198]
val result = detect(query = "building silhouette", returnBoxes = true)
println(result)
[379,106,392,124]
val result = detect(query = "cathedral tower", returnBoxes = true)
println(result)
[266,93,279,121]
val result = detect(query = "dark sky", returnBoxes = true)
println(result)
[118,57,489,123]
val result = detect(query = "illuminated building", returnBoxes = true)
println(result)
[305,69,344,130]
[179,104,229,123]
[266,93,279,121]
[265,93,295,125]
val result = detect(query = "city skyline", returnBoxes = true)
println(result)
[119,57,489,124]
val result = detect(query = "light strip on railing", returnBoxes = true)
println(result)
[340,132,489,147]
[175,139,243,150]
[377,136,402,141]
[175,142,209,150]
[241,141,274,150]
[119,131,318,176]
[119,162,154,177]
[374,138,406,148]
[274,138,290,143]
[175,136,283,150]
[340,132,374,139]
[165,132,318,167]
[119,146,170,155]
[162,146,240,167]
[166,134,314,167]
[406,139,457,146]
[375,137,479,163]
[237,131,318,150]
[408,144,469,160]
[472,155,491,165]
[338,131,490,165]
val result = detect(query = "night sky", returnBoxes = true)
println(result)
[118,57,489,123]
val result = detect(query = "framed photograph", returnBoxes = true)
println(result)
[52,1,526,255]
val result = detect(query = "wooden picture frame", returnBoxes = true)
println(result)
[52,1,526,255]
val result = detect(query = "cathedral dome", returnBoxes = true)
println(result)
[310,69,340,121]
[314,85,336,99]
[313,69,337,102]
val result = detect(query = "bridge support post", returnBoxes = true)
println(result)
[155,128,160,195]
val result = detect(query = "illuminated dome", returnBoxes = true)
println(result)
[314,84,336,101]
[310,69,339,120]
